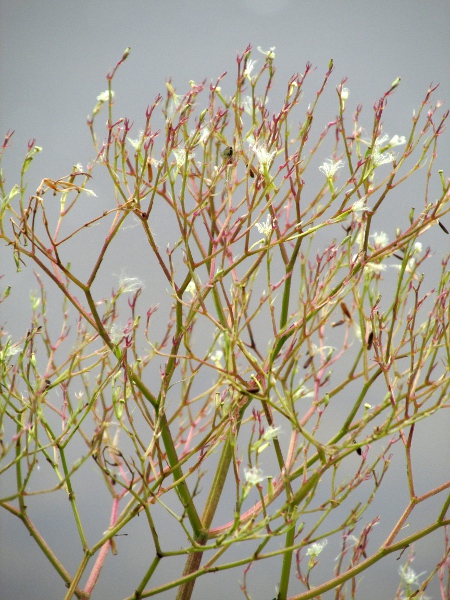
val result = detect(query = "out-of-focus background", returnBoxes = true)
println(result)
[1,2,449,599]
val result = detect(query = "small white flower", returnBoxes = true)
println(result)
[186,281,197,297]
[92,90,115,116]
[372,148,395,167]
[363,133,406,167]
[340,87,349,109]
[109,324,126,344]
[353,321,362,341]
[306,540,328,557]
[351,197,368,219]
[413,241,422,254]
[188,125,210,148]
[364,262,387,274]
[257,46,276,60]
[84,188,97,197]
[243,96,254,115]
[292,384,314,401]
[375,134,390,147]
[166,90,183,119]
[319,158,344,180]
[255,214,273,238]
[244,59,257,78]
[173,148,194,168]
[128,132,145,152]
[116,274,143,293]
[388,134,406,148]
[243,96,268,116]
[209,350,223,367]
[399,565,425,586]
[371,231,389,247]
[262,426,281,441]
[406,257,417,271]
[251,143,276,173]
[97,90,114,103]
[198,125,211,145]
[0,337,22,359]
[244,466,266,486]
[288,80,298,99]
[185,275,201,298]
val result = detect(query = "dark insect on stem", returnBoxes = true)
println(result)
[221,146,233,162]
[438,220,449,234]
[353,439,362,455]
[340,302,352,321]
[332,319,345,328]
[303,354,313,369]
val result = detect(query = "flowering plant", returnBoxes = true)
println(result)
[1,46,449,600]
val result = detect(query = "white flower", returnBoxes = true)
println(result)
[251,143,276,173]
[186,281,197,297]
[319,158,344,179]
[257,46,276,60]
[364,133,406,167]
[255,214,273,238]
[128,132,145,152]
[372,148,395,167]
[209,350,223,368]
[244,59,257,78]
[166,88,183,119]
[116,273,143,293]
[371,231,389,247]
[92,90,115,116]
[109,323,126,344]
[353,321,362,341]
[188,125,211,148]
[97,90,114,103]
[374,134,390,147]
[0,337,22,359]
[399,565,425,586]
[288,81,298,100]
[413,241,422,254]
[243,96,268,116]
[262,426,281,441]
[351,197,368,219]
[173,148,194,168]
[340,87,349,109]
[388,134,406,147]
[243,96,254,115]
[364,262,387,274]
[306,540,328,557]
[244,466,266,486]
[292,384,314,401]
[406,257,417,271]
[198,125,211,145]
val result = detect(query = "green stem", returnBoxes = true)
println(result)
[175,393,252,600]
[277,519,296,600]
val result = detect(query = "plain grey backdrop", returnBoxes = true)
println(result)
[1,1,449,599]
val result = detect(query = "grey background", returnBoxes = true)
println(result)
[1,1,449,599]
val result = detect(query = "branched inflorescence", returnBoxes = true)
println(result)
[1,45,449,600]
